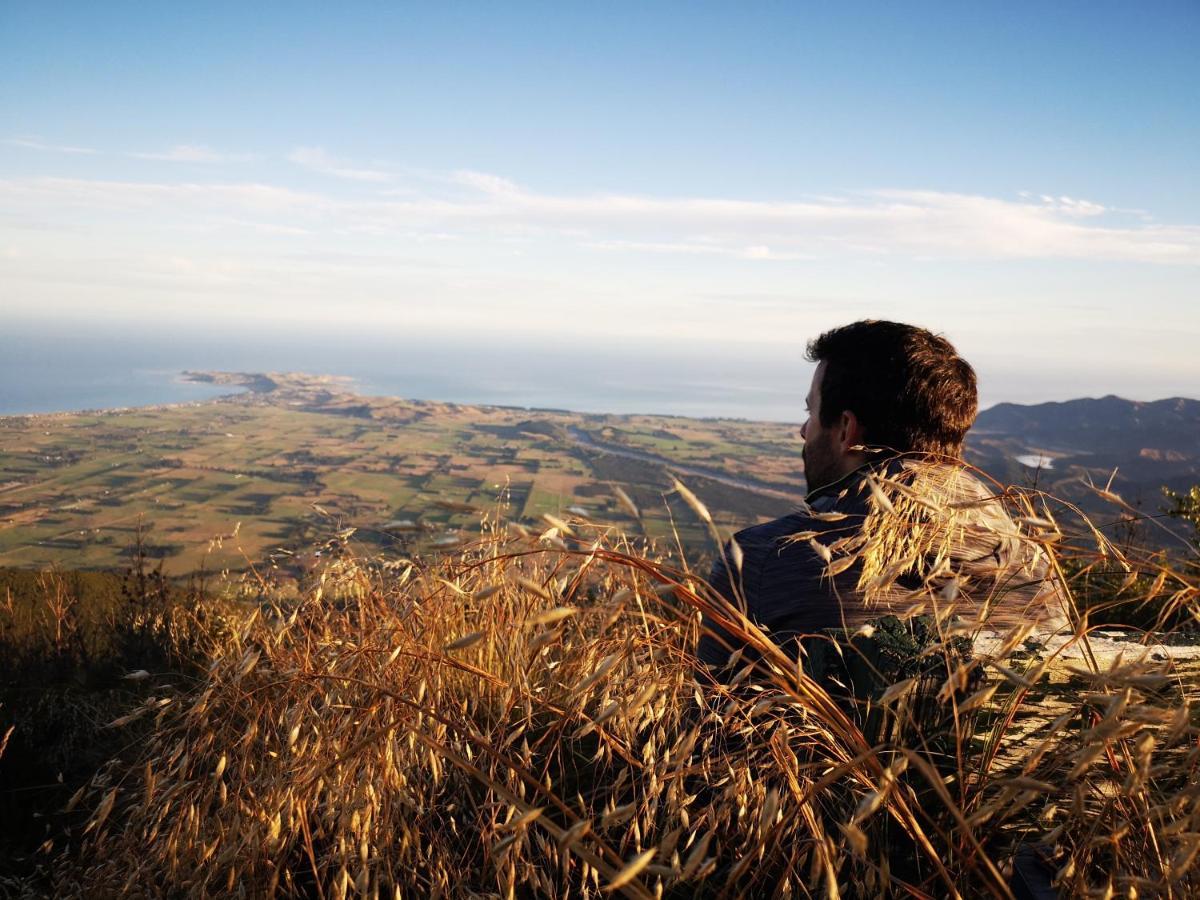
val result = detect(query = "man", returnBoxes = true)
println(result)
[697,320,1064,674]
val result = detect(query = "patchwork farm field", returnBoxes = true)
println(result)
[0,373,806,575]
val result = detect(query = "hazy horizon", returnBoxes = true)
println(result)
[2,317,1195,423]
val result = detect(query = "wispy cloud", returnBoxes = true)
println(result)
[130,144,255,163]
[1,171,1197,265]
[287,146,392,182]
[371,176,1200,264]
[587,238,813,261]
[3,136,97,155]
[451,170,521,196]
[1018,191,1106,217]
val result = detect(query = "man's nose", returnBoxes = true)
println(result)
[800,419,808,440]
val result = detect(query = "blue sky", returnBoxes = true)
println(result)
[2,1,1198,402]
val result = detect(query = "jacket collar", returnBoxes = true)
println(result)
[804,454,898,505]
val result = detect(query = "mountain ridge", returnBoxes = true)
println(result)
[974,395,1200,454]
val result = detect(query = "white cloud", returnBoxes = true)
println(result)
[287,146,392,182]
[3,136,96,155]
[1,171,1198,268]
[1034,194,1105,217]
[0,177,326,218]
[451,170,521,195]
[131,144,255,163]
[588,238,812,261]
[368,177,1199,264]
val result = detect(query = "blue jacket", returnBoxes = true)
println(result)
[697,458,1062,673]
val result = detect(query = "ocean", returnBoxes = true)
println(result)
[0,320,810,421]
[3,319,1191,421]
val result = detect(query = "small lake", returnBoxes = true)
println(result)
[1016,454,1055,469]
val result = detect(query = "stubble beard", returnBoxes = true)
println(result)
[802,433,838,495]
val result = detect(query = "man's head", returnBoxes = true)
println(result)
[800,320,978,492]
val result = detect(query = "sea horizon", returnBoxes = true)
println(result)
[3,319,1196,422]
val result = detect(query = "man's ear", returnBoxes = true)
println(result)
[838,410,866,453]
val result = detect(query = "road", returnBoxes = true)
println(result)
[567,426,805,503]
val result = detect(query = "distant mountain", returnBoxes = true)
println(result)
[967,395,1200,539]
[975,396,1200,455]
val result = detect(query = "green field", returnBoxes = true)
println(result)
[0,373,806,576]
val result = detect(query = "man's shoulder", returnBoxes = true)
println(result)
[731,504,864,560]
[733,512,815,546]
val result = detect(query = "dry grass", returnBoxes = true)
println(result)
[42,474,1200,898]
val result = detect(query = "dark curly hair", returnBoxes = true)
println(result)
[806,320,977,457]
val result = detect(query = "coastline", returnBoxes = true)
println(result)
[4,369,800,426]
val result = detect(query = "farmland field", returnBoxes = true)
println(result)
[0,372,806,575]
